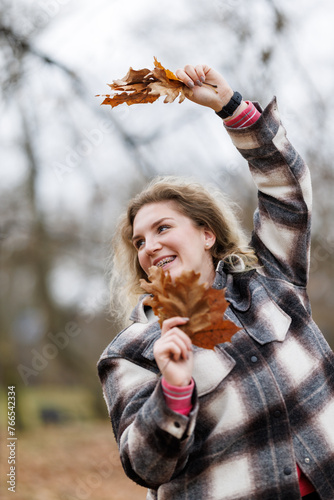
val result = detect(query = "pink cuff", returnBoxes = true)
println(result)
[161,377,194,416]
[226,101,261,128]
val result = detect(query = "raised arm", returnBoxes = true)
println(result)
[225,100,312,286]
[176,64,312,286]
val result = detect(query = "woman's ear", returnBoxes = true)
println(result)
[204,228,216,249]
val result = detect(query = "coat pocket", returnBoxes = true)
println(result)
[227,284,292,346]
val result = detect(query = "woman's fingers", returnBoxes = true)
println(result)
[194,64,208,82]
[175,68,197,88]
[175,64,209,88]
[157,336,187,361]
[161,318,193,354]
[161,316,189,335]
[155,328,192,360]
[175,64,233,111]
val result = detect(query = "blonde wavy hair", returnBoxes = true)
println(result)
[109,176,258,325]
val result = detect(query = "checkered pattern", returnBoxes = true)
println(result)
[98,98,334,500]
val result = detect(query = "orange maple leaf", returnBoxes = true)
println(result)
[96,57,192,108]
[140,267,240,350]
[153,56,180,81]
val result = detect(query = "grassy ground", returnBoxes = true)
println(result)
[0,420,147,500]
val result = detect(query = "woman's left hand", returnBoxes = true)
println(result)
[153,316,194,387]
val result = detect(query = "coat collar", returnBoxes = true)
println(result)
[130,262,253,325]
[213,261,252,312]
[129,295,152,324]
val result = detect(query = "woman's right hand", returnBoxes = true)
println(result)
[175,64,234,112]
[153,317,194,387]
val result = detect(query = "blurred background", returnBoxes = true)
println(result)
[1,0,333,498]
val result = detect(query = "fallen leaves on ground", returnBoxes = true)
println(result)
[0,422,146,500]
[96,57,192,108]
[140,267,240,349]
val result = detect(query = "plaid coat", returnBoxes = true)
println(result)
[98,98,334,500]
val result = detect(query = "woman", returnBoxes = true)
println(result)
[98,64,334,500]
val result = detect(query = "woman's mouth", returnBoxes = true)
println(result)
[155,256,176,268]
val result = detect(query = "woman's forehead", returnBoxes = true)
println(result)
[132,201,185,233]
[135,200,180,220]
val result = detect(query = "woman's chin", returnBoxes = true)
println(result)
[166,266,187,282]
[161,264,180,281]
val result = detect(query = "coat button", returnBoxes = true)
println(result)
[250,355,258,363]
[305,457,310,464]
[174,421,181,428]
[283,466,292,475]
[274,410,281,418]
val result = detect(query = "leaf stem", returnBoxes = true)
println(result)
[203,82,218,93]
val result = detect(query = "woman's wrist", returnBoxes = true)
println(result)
[223,101,261,128]
[161,377,194,415]
[210,88,234,112]
[223,100,248,122]
[163,375,193,387]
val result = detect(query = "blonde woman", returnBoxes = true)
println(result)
[98,64,334,500]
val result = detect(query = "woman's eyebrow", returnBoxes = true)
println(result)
[132,217,174,243]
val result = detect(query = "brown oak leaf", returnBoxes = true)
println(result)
[96,57,192,108]
[140,266,240,350]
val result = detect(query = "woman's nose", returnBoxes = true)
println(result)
[145,238,162,255]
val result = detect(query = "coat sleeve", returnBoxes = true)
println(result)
[97,353,199,489]
[225,97,312,287]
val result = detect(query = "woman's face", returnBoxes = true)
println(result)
[132,201,216,285]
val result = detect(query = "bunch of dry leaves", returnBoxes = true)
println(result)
[140,266,239,350]
[97,57,192,108]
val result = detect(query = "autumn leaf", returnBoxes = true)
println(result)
[140,266,240,350]
[153,57,180,81]
[96,57,192,108]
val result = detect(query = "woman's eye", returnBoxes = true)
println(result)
[135,239,145,249]
[157,225,170,233]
